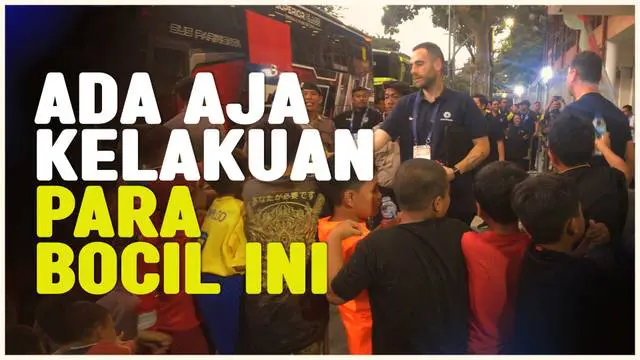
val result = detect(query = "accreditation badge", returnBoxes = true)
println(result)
[413,144,431,160]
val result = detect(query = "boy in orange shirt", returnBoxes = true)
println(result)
[317,156,381,354]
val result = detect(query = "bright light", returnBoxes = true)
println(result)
[501,92,508,98]
[514,85,524,97]
[541,66,553,83]
[505,17,515,28]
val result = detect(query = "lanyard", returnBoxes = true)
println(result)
[411,92,440,146]
[349,109,369,133]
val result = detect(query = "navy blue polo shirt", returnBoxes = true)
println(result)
[380,87,487,164]
[559,93,632,167]
[380,87,488,222]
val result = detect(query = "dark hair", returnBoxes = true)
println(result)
[511,174,580,244]
[174,76,195,102]
[6,326,45,355]
[34,295,78,345]
[473,94,489,107]
[352,86,370,94]
[383,81,413,96]
[254,118,302,167]
[209,149,249,198]
[317,155,366,209]
[65,301,111,343]
[548,115,594,166]
[301,82,322,95]
[393,159,448,212]
[571,51,603,84]
[412,42,445,68]
[622,105,632,112]
[474,162,528,224]
[520,100,531,107]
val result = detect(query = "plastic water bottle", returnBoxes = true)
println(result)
[593,113,607,155]
[380,196,398,220]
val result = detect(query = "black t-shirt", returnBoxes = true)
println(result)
[506,245,633,354]
[560,93,632,166]
[331,218,470,354]
[505,124,529,160]
[484,113,506,164]
[333,107,383,132]
[380,88,487,219]
[560,166,628,256]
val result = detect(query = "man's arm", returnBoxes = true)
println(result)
[497,140,505,162]
[374,128,392,152]
[326,222,372,305]
[376,96,409,151]
[447,96,490,178]
[625,140,634,181]
[453,137,490,176]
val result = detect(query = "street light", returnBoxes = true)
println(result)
[514,85,524,99]
[541,66,553,84]
[505,17,515,28]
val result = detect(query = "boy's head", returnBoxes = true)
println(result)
[512,174,585,246]
[209,149,249,198]
[318,156,381,220]
[65,301,116,344]
[393,159,450,217]
[6,326,46,354]
[34,295,78,346]
[548,114,594,169]
[474,161,528,225]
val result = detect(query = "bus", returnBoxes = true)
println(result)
[136,5,373,121]
[372,49,413,100]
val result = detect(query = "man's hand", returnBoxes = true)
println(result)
[443,166,455,181]
[328,220,362,242]
[136,330,173,354]
[595,132,612,152]
[584,220,611,245]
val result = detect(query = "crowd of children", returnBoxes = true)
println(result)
[7,80,634,355]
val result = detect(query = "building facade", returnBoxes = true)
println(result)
[537,6,634,107]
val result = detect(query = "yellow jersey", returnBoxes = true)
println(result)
[199,196,247,276]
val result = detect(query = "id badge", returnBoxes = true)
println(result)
[413,144,431,159]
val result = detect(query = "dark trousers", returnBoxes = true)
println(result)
[195,274,244,354]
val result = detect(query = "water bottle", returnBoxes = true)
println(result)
[380,196,398,220]
[593,113,607,155]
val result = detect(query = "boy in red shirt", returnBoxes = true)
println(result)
[461,161,530,354]
[317,156,381,354]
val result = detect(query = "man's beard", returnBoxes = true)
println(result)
[420,74,437,90]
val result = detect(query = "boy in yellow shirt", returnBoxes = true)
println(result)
[195,150,248,354]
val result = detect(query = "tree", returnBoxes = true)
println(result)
[382,5,546,95]
[313,5,344,19]
[372,36,401,51]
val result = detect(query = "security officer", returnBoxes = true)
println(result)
[373,42,490,225]
[333,86,383,137]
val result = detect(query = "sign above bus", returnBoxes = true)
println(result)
[273,5,322,30]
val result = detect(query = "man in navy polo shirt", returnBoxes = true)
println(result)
[558,51,633,184]
[373,42,489,225]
